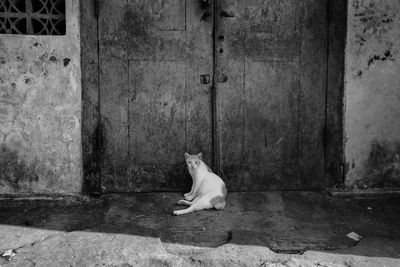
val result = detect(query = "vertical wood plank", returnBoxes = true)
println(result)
[128,60,187,191]
[215,0,246,190]
[185,0,213,167]
[325,0,347,185]
[242,0,301,190]
[81,0,101,194]
[99,0,129,192]
[244,61,300,190]
[297,0,329,189]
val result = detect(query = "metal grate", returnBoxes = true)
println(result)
[0,0,66,35]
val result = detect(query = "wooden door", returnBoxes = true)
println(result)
[215,0,330,190]
[99,0,213,192]
[97,0,338,192]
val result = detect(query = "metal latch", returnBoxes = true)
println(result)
[216,73,228,83]
[200,74,210,84]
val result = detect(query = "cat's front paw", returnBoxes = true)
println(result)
[184,194,194,201]
[173,210,181,216]
[184,192,190,198]
[177,200,186,205]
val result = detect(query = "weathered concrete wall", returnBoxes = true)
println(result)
[345,0,400,188]
[0,0,82,194]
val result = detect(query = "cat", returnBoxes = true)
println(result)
[173,152,227,215]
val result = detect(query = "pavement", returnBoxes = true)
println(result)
[0,191,399,266]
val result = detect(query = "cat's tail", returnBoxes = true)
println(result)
[211,195,226,210]
[214,200,226,210]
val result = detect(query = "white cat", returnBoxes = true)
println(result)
[173,152,227,215]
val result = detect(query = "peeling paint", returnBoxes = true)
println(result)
[353,0,396,47]
[367,50,394,68]
[63,58,71,67]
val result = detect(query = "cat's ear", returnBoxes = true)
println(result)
[197,152,202,159]
[184,152,190,159]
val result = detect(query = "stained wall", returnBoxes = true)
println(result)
[0,0,82,193]
[345,0,400,188]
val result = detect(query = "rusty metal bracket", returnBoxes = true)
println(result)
[200,74,211,84]
[216,73,228,83]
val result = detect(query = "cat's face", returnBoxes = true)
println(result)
[185,152,202,170]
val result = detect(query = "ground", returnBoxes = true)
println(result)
[0,192,399,266]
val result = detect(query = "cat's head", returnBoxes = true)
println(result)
[184,152,202,170]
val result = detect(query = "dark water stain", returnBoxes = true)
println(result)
[0,145,39,191]
[359,141,400,188]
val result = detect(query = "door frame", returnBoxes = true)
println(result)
[80,0,347,194]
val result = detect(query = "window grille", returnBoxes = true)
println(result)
[0,0,66,35]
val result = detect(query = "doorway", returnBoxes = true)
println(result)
[81,0,346,193]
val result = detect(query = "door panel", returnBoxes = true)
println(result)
[244,61,299,165]
[298,0,329,188]
[128,60,186,191]
[128,60,186,165]
[216,0,328,190]
[243,61,300,190]
[100,56,130,191]
[99,0,213,192]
